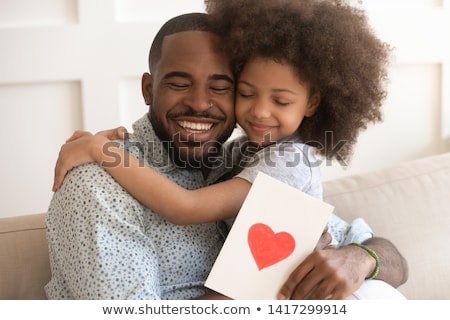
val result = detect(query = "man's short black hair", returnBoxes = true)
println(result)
[149,12,211,72]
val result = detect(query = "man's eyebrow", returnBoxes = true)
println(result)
[210,74,234,85]
[162,72,234,85]
[162,71,191,80]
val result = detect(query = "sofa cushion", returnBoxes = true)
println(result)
[0,213,50,299]
[323,152,450,299]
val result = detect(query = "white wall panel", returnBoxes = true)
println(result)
[441,1,450,150]
[321,64,443,180]
[118,77,147,130]
[0,0,78,27]
[115,0,205,22]
[0,81,82,217]
[320,1,450,180]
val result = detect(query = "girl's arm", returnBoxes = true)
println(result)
[54,134,251,225]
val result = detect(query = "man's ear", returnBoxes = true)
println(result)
[141,72,153,105]
[305,92,320,117]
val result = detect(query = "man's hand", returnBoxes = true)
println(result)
[277,244,373,300]
[314,226,333,251]
[278,235,408,300]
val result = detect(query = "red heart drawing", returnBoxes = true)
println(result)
[247,223,296,271]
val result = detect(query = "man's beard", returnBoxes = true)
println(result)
[149,107,235,170]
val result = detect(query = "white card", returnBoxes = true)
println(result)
[205,171,334,300]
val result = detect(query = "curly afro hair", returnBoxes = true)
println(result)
[205,0,391,162]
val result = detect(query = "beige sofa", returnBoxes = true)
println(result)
[1,152,449,300]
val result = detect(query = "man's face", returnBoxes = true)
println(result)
[143,31,236,169]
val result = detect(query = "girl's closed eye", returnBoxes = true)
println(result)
[273,98,291,107]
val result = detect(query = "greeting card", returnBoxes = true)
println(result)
[205,171,334,299]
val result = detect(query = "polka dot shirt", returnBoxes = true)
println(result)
[45,115,229,299]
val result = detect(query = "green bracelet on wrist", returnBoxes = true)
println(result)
[349,242,380,280]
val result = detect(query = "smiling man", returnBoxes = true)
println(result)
[45,13,236,300]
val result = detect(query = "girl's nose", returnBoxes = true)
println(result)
[251,100,271,119]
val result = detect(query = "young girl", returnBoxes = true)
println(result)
[53,0,389,236]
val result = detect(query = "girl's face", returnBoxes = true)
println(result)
[236,57,320,146]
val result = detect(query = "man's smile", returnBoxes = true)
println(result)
[177,120,214,132]
[173,118,221,142]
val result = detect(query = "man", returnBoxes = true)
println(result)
[46,12,407,300]
[46,13,235,300]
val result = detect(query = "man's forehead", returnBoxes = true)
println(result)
[162,30,220,52]
[156,30,232,78]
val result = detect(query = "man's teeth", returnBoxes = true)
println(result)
[178,121,213,131]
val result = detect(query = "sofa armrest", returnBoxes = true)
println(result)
[0,213,50,299]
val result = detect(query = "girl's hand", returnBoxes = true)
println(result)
[65,129,93,142]
[96,126,128,140]
[65,126,128,143]
[53,126,127,191]
[52,132,106,192]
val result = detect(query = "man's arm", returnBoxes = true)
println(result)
[362,237,408,288]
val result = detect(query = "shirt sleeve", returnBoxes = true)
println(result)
[328,214,374,246]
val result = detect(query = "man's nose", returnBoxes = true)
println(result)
[184,87,211,113]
